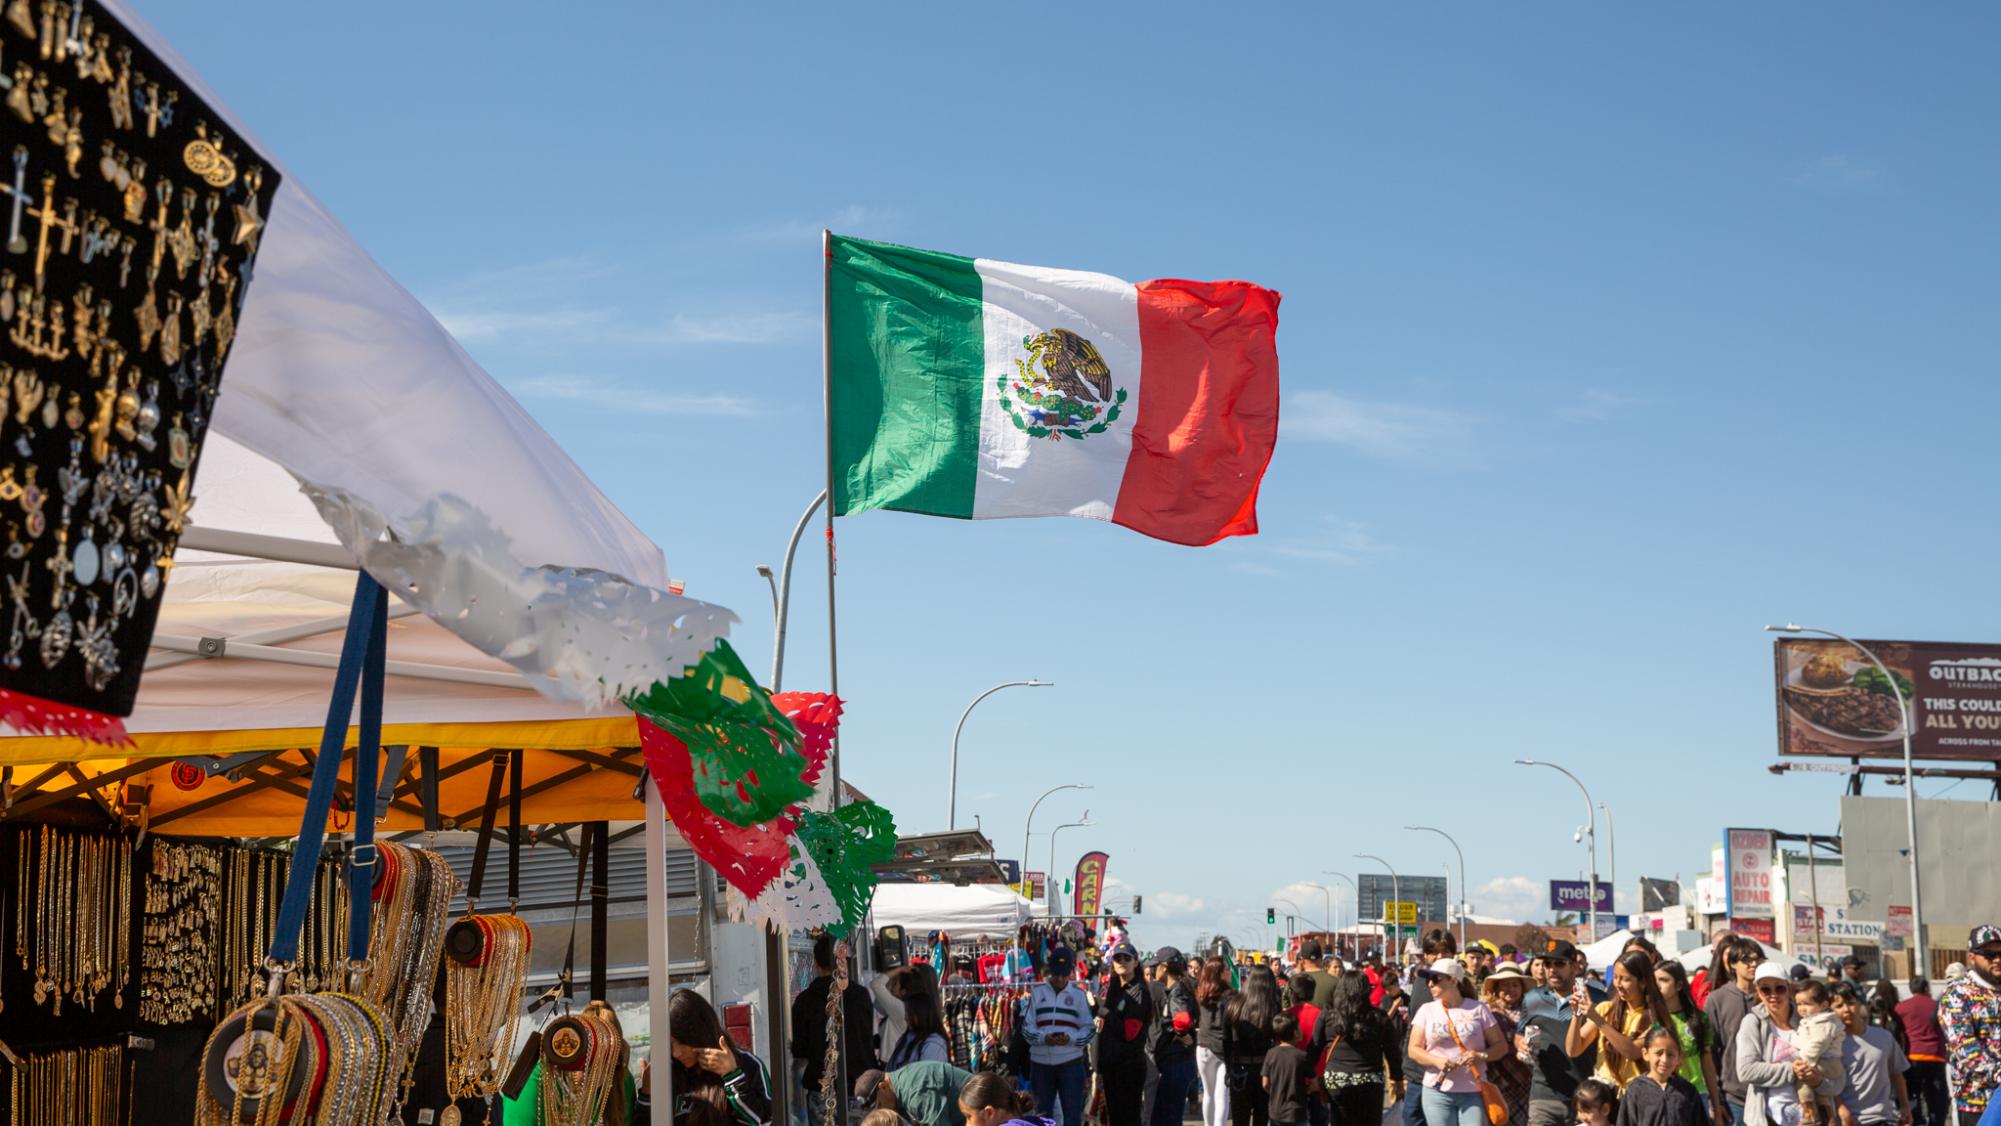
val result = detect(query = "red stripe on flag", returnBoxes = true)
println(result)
[1114,279,1281,546]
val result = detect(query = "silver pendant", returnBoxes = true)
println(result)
[40,606,70,668]
[104,539,125,575]
[140,560,158,599]
[72,530,99,586]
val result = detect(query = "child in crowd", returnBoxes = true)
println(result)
[1788,982,1847,1126]
[1575,1078,1620,1126]
[1615,1028,1704,1126]
[1261,1012,1311,1126]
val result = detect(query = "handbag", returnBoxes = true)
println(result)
[1440,1002,1509,1126]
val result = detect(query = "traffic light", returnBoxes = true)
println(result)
[1133,895,1143,915]
[1266,906,1276,925]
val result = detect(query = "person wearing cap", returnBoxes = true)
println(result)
[1023,945,1096,1126]
[1100,941,1158,1126]
[1407,957,1509,1126]
[1827,982,1910,1126]
[1939,925,2001,1126]
[1149,948,1200,1126]
[1395,929,1465,1126]
[854,1061,975,1126]
[1732,960,1841,1126]
[1520,940,1594,1126]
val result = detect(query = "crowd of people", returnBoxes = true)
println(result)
[623,923,2001,1126]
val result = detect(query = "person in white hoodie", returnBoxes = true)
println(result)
[1733,963,1842,1126]
[1022,946,1095,1126]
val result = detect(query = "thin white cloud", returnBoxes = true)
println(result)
[744,205,896,244]
[1474,876,1544,925]
[1790,155,1882,193]
[1283,391,1477,460]
[1557,388,1658,423]
[510,373,759,417]
[1270,519,1397,566]
[1229,560,1280,577]
[642,311,815,345]
[1147,893,1209,919]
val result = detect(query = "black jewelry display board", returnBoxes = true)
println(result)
[0,0,279,724]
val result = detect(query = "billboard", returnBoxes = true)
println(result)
[1025,871,1047,899]
[998,859,1021,884]
[1359,874,1448,926]
[1776,638,2001,761]
[1549,880,1613,913]
[1639,878,1682,912]
[1727,829,1775,919]
[1073,852,1108,917]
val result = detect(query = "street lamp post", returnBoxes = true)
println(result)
[1275,898,1305,942]
[950,680,1054,830]
[1516,760,1600,938]
[1049,816,1093,917]
[1406,825,1469,950]
[1356,853,1400,958]
[1767,624,1927,973]
[1022,784,1091,896]
[1321,872,1357,959]
[1302,882,1335,935]
[1600,802,1617,919]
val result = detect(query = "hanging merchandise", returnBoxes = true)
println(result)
[5,1041,128,1126]
[355,839,458,1103]
[442,748,534,1123]
[194,572,402,1124]
[138,837,221,1024]
[0,0,281,742]
[534,1001,628,1126]
[12,825,131,1015]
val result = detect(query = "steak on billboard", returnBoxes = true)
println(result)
[1775,639,2001,761]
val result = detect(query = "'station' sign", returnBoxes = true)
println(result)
[1549,880,1613,912]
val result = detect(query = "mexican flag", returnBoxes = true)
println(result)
[828,235,1280,547]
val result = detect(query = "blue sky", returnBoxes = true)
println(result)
[149,2,2001,950]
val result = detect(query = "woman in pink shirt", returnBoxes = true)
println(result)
[1406,959,1509,1126]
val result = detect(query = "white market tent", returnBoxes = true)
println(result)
[870,883,1036,939]
[1580,928,1636,969]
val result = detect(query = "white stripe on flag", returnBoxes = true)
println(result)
[971,258,1141,520]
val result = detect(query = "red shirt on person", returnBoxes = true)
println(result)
[1899,992,1947,1060]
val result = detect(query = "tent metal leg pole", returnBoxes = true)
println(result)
[645,773,672,1111]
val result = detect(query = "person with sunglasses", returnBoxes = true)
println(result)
[1705,937,1766,1126]
[1732,962,1841,1126]
[1938,925,2001,1126]
[1099,942,1159,1126]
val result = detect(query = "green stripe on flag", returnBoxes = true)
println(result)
[828,235,986,519]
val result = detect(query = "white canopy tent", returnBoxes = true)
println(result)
[1580,928,1636,970]
[870,883,1036,939]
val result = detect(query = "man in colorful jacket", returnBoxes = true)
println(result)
[1939,924,2001,1126]
[1022,946,1095,1126]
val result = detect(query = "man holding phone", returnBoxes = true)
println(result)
[1518,940,1596,1126]
[1024,946,1096,1126]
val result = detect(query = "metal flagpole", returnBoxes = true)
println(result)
[644,774,673,1124]
[820,227,850,1126]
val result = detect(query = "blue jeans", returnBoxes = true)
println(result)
[1728,1101,1746,1126]
[1153,1060,1199,1126]
[1403,1080,1428,1126]
[1033,1057,1090,1126]
[1420,1088,1487,1126]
